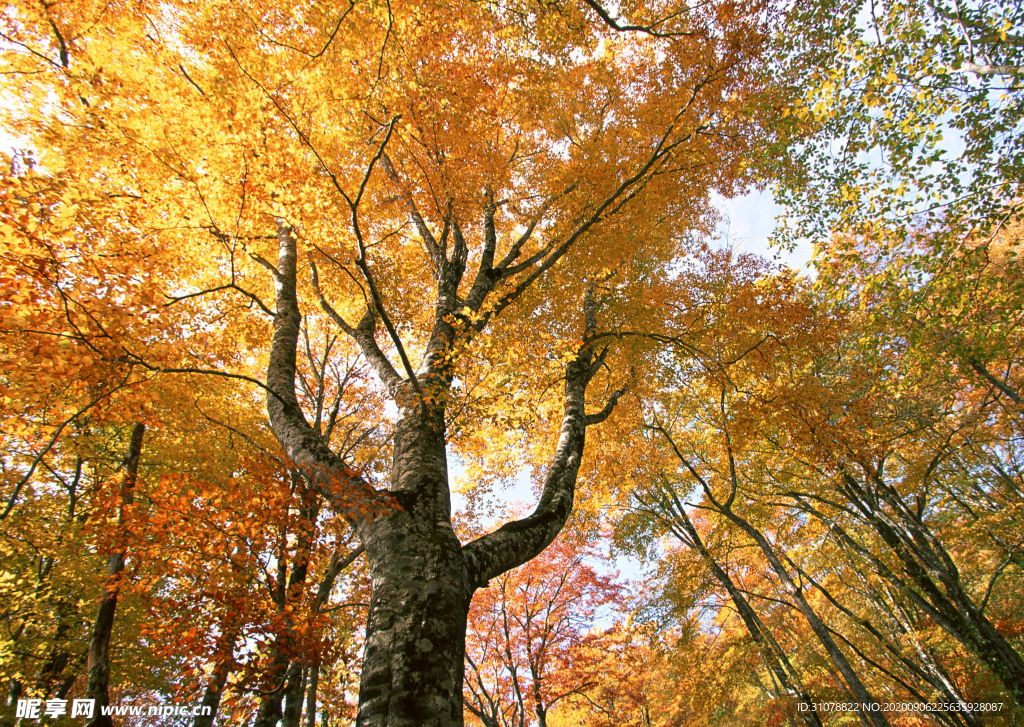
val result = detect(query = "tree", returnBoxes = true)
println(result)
[546,625,666,727]
[776,0,1024,246]
[1,0,778,723]
[0,309,376,722]
[620,245,1024,721]
[85,421,144,727]
[773,0,1024,402]
[634,483,824,727]
[463,528,622,727]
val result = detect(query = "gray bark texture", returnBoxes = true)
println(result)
[265,191,627,726]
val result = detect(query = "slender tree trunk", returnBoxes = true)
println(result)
[533,698,547,727]
[304,665,319,727]
[793,556,980,727]
[194,665,231,727]
[255,473,320,727]
[85,422,144,727]
[886,593,980,727]
[6,679,22,719]
[301,544,364,727]
[655,424,889,727]
[194,621,241,727]
[55,674,76,700]
[253,636,290,727]
[722,507,891,727]
[659,499,824,727]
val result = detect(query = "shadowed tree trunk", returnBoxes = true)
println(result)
[85,422,144,727]
[304,664,320,727]
[842,470,1024,704]
[254,473,320,727]
[279,661,306,727]
[194,620,242,727]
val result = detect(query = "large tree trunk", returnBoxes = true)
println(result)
[355,405,471,725]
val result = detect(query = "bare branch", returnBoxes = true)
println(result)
[580,0,698,38]
[379,152,445,275]
[163,282,275,318]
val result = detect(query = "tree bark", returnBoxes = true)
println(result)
[85,422,143,727]
[280,661,306,727]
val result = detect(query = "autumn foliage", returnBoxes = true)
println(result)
[1,0,1023,725]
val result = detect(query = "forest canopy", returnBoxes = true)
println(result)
[0,0,1021,726]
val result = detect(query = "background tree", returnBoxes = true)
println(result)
[616,245,1024,724]
[776,0,1023,244]
[463,528,623,727]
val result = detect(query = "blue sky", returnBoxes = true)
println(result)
[715,188,814,273]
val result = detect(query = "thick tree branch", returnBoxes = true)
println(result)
[476,122,693,333]
[580,0,698,38]
[490,185,577,280]
[968,357,1021,404]
[584,386,627,426]
[462,289,618,588]
[308,260,403,395]
[264,221,387,527]
[379,152,445,276]
[314,544,365,611]
[163,282,274,318]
